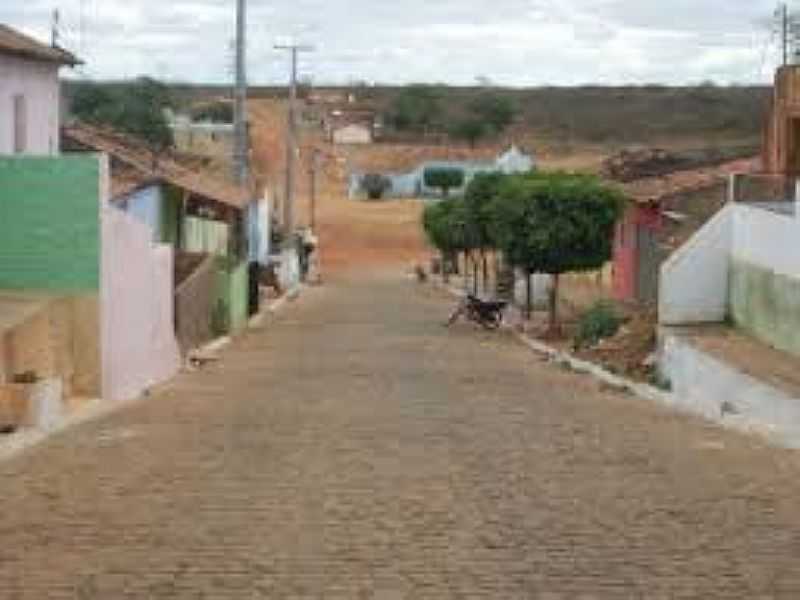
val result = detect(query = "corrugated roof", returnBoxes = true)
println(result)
[0,24,80,66]
[63,122,251,209]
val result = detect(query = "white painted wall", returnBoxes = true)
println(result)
[0,55,61,155]
[513,271,551,309]
[731,204,800,279]
[659,204,733,325]
[333,124,372,145]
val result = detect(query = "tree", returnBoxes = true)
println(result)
[361,173,392,200]
[70,77,174,150]
[422,199,468,281]
[469,93,515,134]
[490,172,624,331]
[192,101,234,123]
[423,167,465,198]
[464,172,504,292]
[450,118,488,148]
[387,85,442,133]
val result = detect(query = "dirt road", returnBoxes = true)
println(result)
[2,271,800,597]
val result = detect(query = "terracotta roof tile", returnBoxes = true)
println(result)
[63,122,251,209]
[0,24,80,65]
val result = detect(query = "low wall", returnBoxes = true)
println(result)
[101,207,181,402]
[730,259,800,356]
[213,259,249,335]
[728,204,800,356]
[659,205,733,325]
[5,295,99,398]
[175,255,216,353]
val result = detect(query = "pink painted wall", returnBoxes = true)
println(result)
[101,206,181,402]
[0,55,61,155]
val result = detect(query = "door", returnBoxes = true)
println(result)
[13,95,26,154]
[636,226,666,305]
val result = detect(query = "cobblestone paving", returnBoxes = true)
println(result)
[1,273,800,598]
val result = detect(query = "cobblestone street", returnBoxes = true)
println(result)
[2,272,800,598]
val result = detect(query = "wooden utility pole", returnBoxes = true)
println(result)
[274,43,313,245]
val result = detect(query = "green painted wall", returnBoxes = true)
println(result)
[730,258,800,357]
[161,186,182,246]
[0,156,100,291]
[213,258,248,334]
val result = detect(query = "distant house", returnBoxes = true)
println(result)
[496,145,535,174]
[0,24,79,156]
[611,159,756,305]
[333,122,372,145]
[326,106,377,145]
[168,112,236,160]
[348,144,535,200]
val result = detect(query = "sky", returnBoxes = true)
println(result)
[0,0,789,86]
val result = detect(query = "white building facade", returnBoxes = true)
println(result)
[0,25,78,156]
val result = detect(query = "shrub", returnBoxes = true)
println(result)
[574,301,623,349]
[423,167,465,197]
[362,173,392,200]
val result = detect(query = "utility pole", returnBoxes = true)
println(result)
[51,10,60,47]
[781,2,790,67]
[233,0,249,186]
[309,148,321,231]
[274,42,313,244]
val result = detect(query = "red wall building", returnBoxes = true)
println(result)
[612,200,664,305]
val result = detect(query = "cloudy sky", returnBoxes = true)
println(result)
[0,0,789,86]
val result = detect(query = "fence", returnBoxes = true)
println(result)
[729,173,797,216]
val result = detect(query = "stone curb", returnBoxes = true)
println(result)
[431,279,673,406]
[430,278,792,447]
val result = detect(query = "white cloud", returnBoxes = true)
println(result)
[0,0,783,85]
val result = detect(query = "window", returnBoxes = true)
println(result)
[13,94,26,154]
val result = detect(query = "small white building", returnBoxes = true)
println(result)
[496,144,535,174]
[332,122,373,145]
[0,24,79,156]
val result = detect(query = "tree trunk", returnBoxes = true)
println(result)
[525,271,532,321]
[548,273,561,336]
[473,254,479,296]
[462,251,468,292]
[481,250,489,294]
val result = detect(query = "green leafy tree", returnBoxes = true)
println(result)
[192,101,234,123]
[423,167,465,198]
[463,172,505,292]
[490,172,624,330]
[450,118,488,148]
[388,85,442,133]
[422,199,469,282]
[70,77,174,150]
[361,173,392,200]
[469,93,515,134]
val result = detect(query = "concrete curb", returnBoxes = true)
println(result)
[248,285,303,329]
[431,280,672,407]
[431,278,791,447]
[0,393,143,462]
